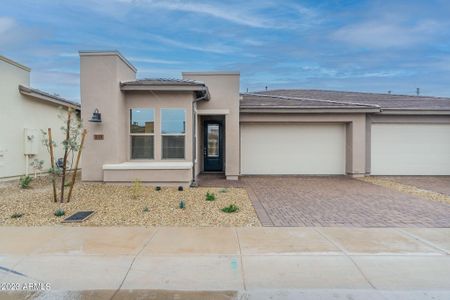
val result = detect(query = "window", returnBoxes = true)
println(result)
[130,108,154,159]
[161,108,185,159]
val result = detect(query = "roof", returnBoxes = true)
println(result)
[250,89,450,112]
[0,55,31,72]
[19,85,80,110]
[120,78,208,92]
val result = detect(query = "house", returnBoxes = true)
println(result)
[80,51,450,186]
[0,55,80,180]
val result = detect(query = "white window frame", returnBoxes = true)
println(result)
[129,108,155,160]
[161,108,186,160]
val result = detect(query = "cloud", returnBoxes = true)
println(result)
[148,34,237,54]
[129,57,182,64]
[333,19,441,48]
[0,16,15,34]
[129,0,275,28]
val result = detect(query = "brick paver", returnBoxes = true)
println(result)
[381,176,450,196]
[198,175,450,227]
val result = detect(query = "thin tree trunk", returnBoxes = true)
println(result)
[67,129,86,202]
[60,110,71,203]
[48,128,57,203]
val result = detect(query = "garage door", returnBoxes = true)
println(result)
[371,123,450,175]
[240,123,346,175]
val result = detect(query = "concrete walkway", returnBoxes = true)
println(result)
[1,226,450,299]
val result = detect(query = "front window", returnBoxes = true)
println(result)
[130,108,154,159]
[161,108,185,159]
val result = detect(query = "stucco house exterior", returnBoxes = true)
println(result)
[0,55,80,180]
[80,51,450,186]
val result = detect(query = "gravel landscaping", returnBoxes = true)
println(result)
[0,176,260,227]
[359,176,450,205]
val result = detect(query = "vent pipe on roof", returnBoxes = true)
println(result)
[416,88,420,96]
[388,90,391,94]
[265,86,268,91]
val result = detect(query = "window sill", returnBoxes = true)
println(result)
[103,161,193,170]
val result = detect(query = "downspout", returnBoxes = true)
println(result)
[190,88,209,187]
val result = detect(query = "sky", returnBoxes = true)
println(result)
[2,0,450,102]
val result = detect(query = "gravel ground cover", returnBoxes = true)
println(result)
[0,177,260,227]
[359,176,450,205]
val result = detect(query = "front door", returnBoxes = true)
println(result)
[203,121,224,172]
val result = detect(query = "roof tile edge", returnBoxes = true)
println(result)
[182,71,240,76]
[79,50,137,73]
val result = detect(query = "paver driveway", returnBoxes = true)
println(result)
[199,175,450,227]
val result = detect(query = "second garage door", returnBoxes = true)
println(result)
[240,123,346,175]
[371,123,450,175]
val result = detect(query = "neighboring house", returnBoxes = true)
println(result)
[0,55,80,180]
[80,51,450,186]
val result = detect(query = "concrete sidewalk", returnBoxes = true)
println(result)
[0,226,450,299]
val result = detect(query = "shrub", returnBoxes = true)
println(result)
[64,181,71,187]
[221,204,239,213]
[219,188,228,193]
[19,176,32,189]
[178,186,184,191]
[155,186,161,191]
[179,200,185,209]
[205,191,216,201]
[54,208,65,217]
[131,179,142,199]
[143,206,149,212]
[11,213,24,219]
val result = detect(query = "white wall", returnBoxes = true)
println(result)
[0,57,78,179]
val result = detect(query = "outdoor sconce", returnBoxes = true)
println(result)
[89,108,102,123]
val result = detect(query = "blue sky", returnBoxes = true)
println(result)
[2,0,450,102]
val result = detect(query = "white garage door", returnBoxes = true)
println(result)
[240,123,346,175]
[371,123,450,175]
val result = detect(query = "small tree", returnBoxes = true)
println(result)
[41,107,86,203]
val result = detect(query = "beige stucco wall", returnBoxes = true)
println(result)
[80,52,195,183]
[240,113,367,176]
[80,52,136,181]
[182,72,240,180]
[0,57,77,179]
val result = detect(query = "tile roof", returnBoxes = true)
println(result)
[240,93,377,109]
[19,85,80,110]
[249,89,450,110]
[121,78,206,87]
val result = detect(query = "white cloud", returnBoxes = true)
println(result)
[333,19,441,48]
[0,16,15,34]
[149,34,237,54]
[129,57,182,64]
[115,0,278,28]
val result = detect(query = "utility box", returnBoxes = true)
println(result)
[24,128,40,155]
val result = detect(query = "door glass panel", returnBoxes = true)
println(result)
[207,124,219,157]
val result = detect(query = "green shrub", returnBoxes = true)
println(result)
[54,209,65,217]
[143,206,149,212]
[19,176,32,189]
[221,204,239,213]
[205,191,216,201]
[11,213,24,219]
[155,186,161,191]
[179,200,185,209]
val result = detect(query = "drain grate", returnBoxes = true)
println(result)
[63,211,95,223]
